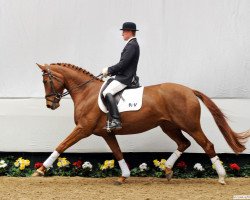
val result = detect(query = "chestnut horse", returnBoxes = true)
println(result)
[32,63,250,184]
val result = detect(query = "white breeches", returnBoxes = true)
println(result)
[103,80,127,97]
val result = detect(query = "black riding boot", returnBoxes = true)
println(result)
[104,93,122,130]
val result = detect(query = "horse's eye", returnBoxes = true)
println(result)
[43,80,47,84]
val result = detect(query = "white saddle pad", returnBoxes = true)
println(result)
[98,81,144,113]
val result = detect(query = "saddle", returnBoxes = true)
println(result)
[98,76,144,113]
[100,76,140,107]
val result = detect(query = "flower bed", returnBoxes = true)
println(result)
[0,156,249,178]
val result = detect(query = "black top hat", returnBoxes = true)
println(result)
[120,22,139,31]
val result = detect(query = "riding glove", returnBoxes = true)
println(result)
[102,67,109,77]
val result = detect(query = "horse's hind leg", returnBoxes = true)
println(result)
[160,122,191,180]
[186,125,226,184]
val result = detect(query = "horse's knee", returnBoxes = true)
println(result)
[56,144,65,153]
[56,142,71,153]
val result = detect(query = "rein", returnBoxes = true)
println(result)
[60,73,102,98]
[60,73,102,97]
[43,65,102,104]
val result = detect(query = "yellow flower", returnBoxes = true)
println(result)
[160,159,167,164]
[14,161,19,167]
[159,164,166,171]
[101,160,115,170]
[57,162,62,167]
[19,163,25,170]
[14,157,30,170]
[153,159,160,167]
[24,160,30,167]
[59,157,67,161]
[62,160,66,165]
[19,159,25,165]
[109,160,114,168]
[100,165,105,170]
[57,157,70,168]
[153,159,167,171]
[104,160,108,166]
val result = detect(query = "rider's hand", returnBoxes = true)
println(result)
[102,67,109,77]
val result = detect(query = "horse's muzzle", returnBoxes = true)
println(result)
[46,101,60,110]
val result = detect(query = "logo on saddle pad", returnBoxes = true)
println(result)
[98,81,144,113]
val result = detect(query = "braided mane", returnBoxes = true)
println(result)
[51,63,102,81]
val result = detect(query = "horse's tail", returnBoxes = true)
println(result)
[193,89,250,154]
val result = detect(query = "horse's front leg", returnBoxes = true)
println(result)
[102,134,130,184]
[32,125,91,176]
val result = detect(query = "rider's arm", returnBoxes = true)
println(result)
[108,43,136,76]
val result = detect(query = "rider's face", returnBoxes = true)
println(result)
[122,30,133,41]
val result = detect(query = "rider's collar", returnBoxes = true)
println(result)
[125,37,136,45]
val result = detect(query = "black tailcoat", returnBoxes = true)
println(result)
[108,38,140,86]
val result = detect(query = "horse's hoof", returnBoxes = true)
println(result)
[114,181,122,185]
[114,176,126,185]
[218,176,226,185]
[165,168,173,181]
[31,170,45,177]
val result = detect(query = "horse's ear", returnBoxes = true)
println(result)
[36,63,45,70]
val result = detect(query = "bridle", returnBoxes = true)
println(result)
[42,65,102,107]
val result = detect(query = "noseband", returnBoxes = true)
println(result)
[42,65,102,106]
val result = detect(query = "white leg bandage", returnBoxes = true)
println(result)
[43,151,60,169]
[210,156,226,177]
[118,159,130,178]
[165,150,182,169]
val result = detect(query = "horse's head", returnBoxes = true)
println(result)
[37,63,65,110]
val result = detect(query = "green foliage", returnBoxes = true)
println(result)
[6,166,34,177]
[131,167,148,177]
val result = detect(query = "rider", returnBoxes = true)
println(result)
[102,22,140,130]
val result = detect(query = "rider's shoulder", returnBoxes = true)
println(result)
[127,39,139,48]
[130,38,138,44]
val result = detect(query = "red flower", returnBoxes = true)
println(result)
[73,160,83,168]
[176,161,187,169]
[34,162,43,169]
[229,163,240,171]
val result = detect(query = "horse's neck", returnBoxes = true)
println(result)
[59,66,102,104]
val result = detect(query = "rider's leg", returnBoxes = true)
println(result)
[105,93,121,126]
[103,80,127,130]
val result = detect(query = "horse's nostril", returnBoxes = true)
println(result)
[47,104,51,108]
